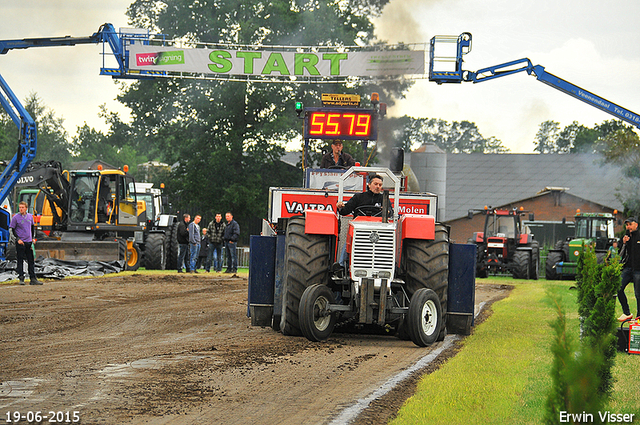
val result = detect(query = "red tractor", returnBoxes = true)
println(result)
[249,166,477,346]
[468,207,539,279]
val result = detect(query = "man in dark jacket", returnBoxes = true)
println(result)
[177,213,191,273]
[223,212,240,274]
[617,216,640,321]
[336,174,387,217]
[196,228,211,271]
[336,174,390,266]
[320,139,356,169]
[207,213,226,272]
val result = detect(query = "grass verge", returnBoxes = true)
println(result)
[391,279,640,425]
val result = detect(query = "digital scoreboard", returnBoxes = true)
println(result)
[303,107,378,141]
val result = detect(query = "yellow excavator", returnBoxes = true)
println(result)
[16,161,146,270]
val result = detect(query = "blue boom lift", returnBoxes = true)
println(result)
[0,24,162,260]
[428,32,640,129]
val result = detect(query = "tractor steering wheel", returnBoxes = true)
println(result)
[353,205,383,217]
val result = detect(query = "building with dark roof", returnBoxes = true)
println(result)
[407,145,626,244]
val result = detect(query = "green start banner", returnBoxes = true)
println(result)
[128,44,425,78]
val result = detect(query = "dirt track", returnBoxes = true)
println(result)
[0,273,509,424]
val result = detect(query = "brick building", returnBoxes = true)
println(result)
[446,189,622,245]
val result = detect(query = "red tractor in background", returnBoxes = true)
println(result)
[468,206,539,279]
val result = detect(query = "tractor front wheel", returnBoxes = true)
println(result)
[512,250,531,279]
[126,241,141,271]
[299,284,336,342]
[407,288,442,347]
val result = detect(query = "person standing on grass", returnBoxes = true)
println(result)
[197,227,211,271]
[207,213,226,272]
[223,212,240,274]
[188,214,202,273]
[10,201,41,285]
[617,216,640,322]
[177,213,191,273]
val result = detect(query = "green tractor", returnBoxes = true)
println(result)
[545,211,617,280]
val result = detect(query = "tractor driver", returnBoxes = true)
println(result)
[336,174,389,267]
[337,174,388,217]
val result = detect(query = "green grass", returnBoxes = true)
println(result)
[392,279,640,425]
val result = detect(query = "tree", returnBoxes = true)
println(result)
[534,120,561,153]
[72,105,148,176]
[598,127,640,216]
[388,116,508,153]
[534,119,632,154]
[120,0,409,239]
[0,93,72,166]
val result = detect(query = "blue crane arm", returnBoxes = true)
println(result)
[0,72,36,258]
[0,24,125,205]
[429,32,640,129]
[0,34,103,54]
[0,24,128,76]
[531,65,640,129]
[0,73,37,203]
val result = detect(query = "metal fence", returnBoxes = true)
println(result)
[237,247,250,267]
[202,246,250,269]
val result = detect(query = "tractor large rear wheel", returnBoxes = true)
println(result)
[165,222,179,270]
[402,224,449,309]
[144,233,166,270]
[529,241,540,280]
[545,251,563,280]
[280,217,332,336]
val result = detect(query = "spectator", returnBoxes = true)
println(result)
[177,213,191,273]
[207,213,226,273]
[320,139,356,169]
[196,228,211,271]
[10,201,41,285]
[188,214,202,273]
[617,216,640,321]
[224,212,240,274]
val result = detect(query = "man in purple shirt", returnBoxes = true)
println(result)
[9,201,41,285]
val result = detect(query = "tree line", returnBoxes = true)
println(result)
[534,119,640,215]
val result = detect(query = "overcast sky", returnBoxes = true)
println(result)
[1,0,639,153]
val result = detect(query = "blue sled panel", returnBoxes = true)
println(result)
[248,235,277,326]
[447,243,476,335]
